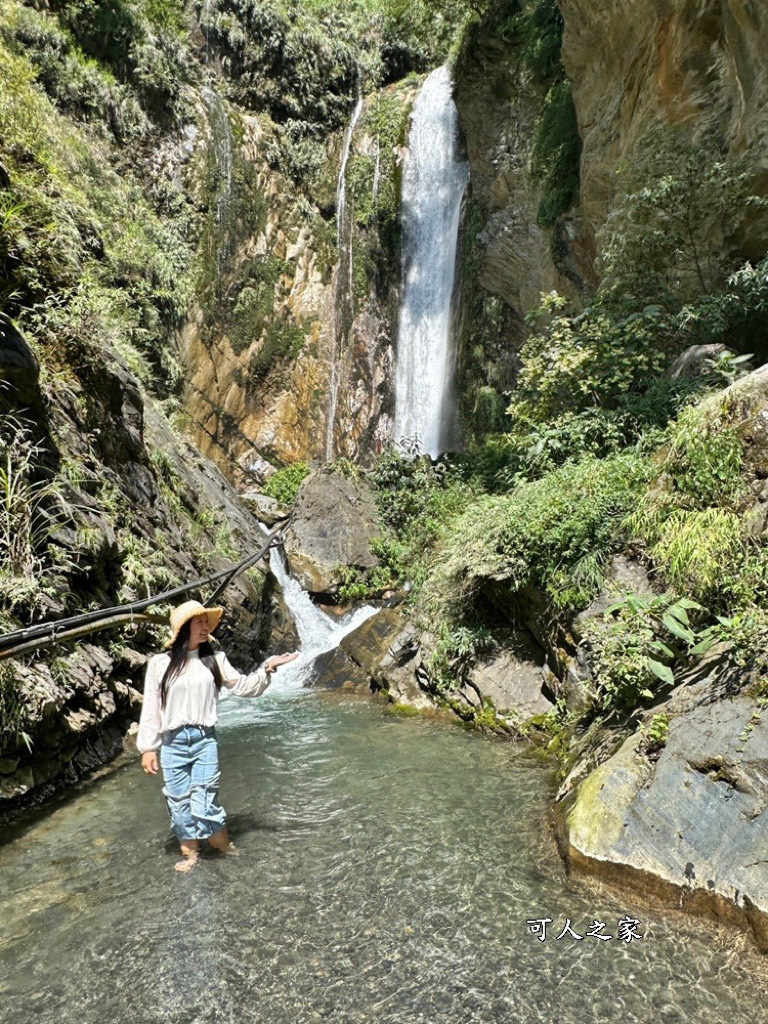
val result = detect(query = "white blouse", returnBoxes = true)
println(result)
[137,649,271,752]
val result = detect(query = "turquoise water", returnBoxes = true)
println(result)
[1,685,766,1024]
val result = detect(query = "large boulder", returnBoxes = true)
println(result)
[240,489,289,527]
[313,607,556,727]
[312,608,435,709]
[559,653,768,949]
[283,469,382,595]
[467,628,554,721]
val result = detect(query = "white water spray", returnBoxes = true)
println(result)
[394,66,468,458]
[228,544,378,704]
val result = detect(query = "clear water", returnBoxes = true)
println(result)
[1,684,767,1024]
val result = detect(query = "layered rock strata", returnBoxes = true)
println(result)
[559,0,768,262]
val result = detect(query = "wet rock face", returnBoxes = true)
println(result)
[283,470,382,596]
[312,605,555,727]
[561,652,768,950]
[312,607,434,708]
[559,0,768,259]
[0,321,40,412]
[182,96,398,480]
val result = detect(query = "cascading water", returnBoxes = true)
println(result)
[394,65,469,458]
[222,542,378,718]
[325,89,365,463]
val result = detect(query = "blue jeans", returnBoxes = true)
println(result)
[160,725,226,841]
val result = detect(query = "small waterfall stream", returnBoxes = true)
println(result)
[266,545,377,688]
[222,540,378,719]
[394,66,469,458]
[202,86,234,278]
[325,89,365,463]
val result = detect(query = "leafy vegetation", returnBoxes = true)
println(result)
[584,594,707,712]
[0,662,31,755]
[0,3,192,398]
[427,448,651,618]
[263,462,311,505]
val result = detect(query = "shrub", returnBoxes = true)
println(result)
[430,447,651,618]
[263,462,310,506]
[427,620,498,693]
[509,294,682,426]
[0,412,72,613]
[370,445,477,586]
[0,662,32,754]
[626,405,760,609]
[371,444,441,535]
[584,594,706,712]
[600,125,768,312]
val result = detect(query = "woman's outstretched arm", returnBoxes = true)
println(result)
[217,651,298,697]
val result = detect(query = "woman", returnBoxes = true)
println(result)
[138,599,298,872]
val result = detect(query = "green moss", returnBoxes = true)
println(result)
[565,745,646,852]
[386,701,422,718]
[473,697,503,732]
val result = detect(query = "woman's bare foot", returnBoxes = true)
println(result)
[175,839,200,872]
[216,842,239,857]
[174,851,200,873]
[208,826,233,854]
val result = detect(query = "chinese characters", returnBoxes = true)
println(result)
[526,916,643,943]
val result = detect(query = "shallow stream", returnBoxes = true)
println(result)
[1,675,767,1024]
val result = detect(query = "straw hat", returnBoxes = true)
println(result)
[165,600,223,648]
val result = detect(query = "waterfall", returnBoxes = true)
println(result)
[200,0,212,62]
[393,66,469,459]
[325,89,365,463]
[260,545,378,693]
[202,86,234,277]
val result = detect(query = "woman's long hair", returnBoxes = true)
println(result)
[159,620,223,709]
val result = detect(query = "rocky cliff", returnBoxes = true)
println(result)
[0,333,274,822]
[181,76,416,480]
[451,0,768,437]
[559,0,768,264]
